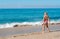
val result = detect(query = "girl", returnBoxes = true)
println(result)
[42,12,50,33]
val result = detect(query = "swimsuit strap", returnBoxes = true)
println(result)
[44,15,48,21]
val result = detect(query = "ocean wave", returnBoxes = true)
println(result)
[0,21,42,28]
[0,20,60,28]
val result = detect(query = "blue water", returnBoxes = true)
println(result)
[0,8,60,24]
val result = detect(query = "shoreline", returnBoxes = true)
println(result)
[0,23,60,39]
[0,23,60,36]
[0,23,60,29]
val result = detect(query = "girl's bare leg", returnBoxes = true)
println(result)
[42,24,45,33]
[46,25,50,32]
[47,27,50,32]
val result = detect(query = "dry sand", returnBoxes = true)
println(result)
[3,31,60,39]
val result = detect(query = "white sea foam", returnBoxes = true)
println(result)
[0,20,60,28]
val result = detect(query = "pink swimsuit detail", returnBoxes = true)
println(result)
[44,16,48,24]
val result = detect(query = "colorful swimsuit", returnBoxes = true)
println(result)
[44,16,48,24]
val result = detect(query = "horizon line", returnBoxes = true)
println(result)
[0,7,60,9]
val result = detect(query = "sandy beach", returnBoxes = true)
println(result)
[0,24,60,39]
[6,31,60,39]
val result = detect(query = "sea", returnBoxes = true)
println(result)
[0,8,60,28]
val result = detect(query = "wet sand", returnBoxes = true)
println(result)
[0,24,60,39]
